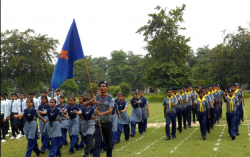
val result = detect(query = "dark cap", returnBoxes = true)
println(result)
[179,86,184,89]
[197,90,204,94]
[228,84,236,88]
[166,88,172,92]
[228,89,234,92]
[195,86,199,88]
[185,85,190,88]
[172,86,178,90]
[99,81,108,87]
[216,84,220,87]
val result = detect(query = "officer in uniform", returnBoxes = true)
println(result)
[223,88,238,140]
[163,88,177,140]
[89,81,114,157]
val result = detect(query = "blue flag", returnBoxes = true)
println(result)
[51,19,84,90]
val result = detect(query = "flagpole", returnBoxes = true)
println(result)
[83,58,103,135]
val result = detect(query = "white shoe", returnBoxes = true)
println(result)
[20,134,24,137]
[10,136,15,139]
[8,130,11,132]
[5,134,9,137]
[1,139,6,142]
[16,134,21,139]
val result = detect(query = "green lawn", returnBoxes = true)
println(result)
[1,99,250,157]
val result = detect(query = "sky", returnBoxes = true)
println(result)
[2,0,250,59]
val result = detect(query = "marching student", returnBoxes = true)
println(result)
[40,99,69,157]
[115,92,122,104]
[54,90,61,105]
[203,87,213,133]
[14,98,47,157]
[223,88,238,140]
[1,95,8,142]
[116,93,130,143]
[192,86,199,124]
[19,92,27,137]
[179,87,188,130]
[110,98,120,148]
[38,95,50,153]
[185,85,192,128]
[9,93,21,140]
[3,93,10,137]
[29,92,40,109]
[212,84,221,124]
[208,85,216,129]
[235,83,245,123]
[172,86,183,134]
[80,97,96,157]
[163,88,178,140]
[78,96,85,150]
[56,96,69,147]
[194,90,210,140]
[65,97,82,155]
[38,91,44,106]
[130,92,143,136]
[216,85,224,119]
[228,84,241,135]
[86,93,95,108]
[139,91,149,133]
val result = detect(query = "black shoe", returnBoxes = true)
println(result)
[231,135,236,140]
[69,152,74,155]
[184,127,187,130]
[56,155,62,157]
[40,151,45,154]
[202,137,206,140]
[193,121,196,124]
[179,131,182,134]
[217,121,220,124]
[188,125,191,128]
[83,155,88,157]
[64,143,68,146]
[79,147,84,150]
[172,136,176,139]
[236,132,240,136]
[59,145,63,149]
[140,133,143,135]
[242,119,244,122]
[165,137,171,140]
[208,131,210,133]
[102,150,106,153]
[130,134,135,137]
[211,126,213,129]
[36,152,40,157]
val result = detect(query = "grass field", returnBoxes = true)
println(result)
[1,98,250,157]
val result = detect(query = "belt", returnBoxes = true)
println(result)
[52,120,58,122]
[100,120,110,123]
[166,112,176,114]
[199,111,205,113]
[41,114,47,117]
[11,112,18,114]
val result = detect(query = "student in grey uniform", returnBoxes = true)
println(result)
[111,98,120,148]
[64,97,82,155]
[116,93,130,143]
[80,98,96,157]
[216,85,224,119]
[14,98,47,157]
[228,84,241,135]
[139,91,149,132]
[194,90,210,140]
[235,83,245,123]
[38,96,50,153]
[9,93,21,140]
[192,86,199,124]
[223,88,238,140]
[172,86,182,133]
[41,99,69,157]
[178,87,188,130]
[19,92,27,137]
[56,96,69,147]
[185,85,192,128]
[130,92,143,136]
[86,81,114,157]
[54,90,61,105]
[163,88,178,140]
[212,84,221,124]
[203,87,213,133]
[78,96,86,150]
[208,85,216,128]
[1,95,8,142]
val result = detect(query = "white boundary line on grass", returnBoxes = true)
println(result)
[116,127,160,151]
[243,105,247,120]
[213,125,226,151]
[136,136,165,154]
[170,128,198,154]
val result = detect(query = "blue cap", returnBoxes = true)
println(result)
[202,87,206,90]
[212,84,215,87]
[98,81,108,87]
[172,86,178,90]
[185,85,190,88]
[228,84,236,88]
[166,88,172,92]
[228,88,234,92]
[179,86,184,89]
[197,90,204,94]
[216,84,220,87]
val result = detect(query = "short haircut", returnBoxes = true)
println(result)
[56,90,60,92]
[40,91,44,93]
[29,92,35,96]
[19,92,25,96]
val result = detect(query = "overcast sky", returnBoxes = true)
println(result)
[2,0,250,59]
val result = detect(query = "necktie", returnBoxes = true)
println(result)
[168,96,173,111]
[228,96,235,113]
[180,93,184,104]
[197,97,206,112]
[21,100,23,112]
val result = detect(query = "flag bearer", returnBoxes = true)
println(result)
[223,88,238,140]
[139,91,149,133]
[163,88,178,140]
[194,90,210,140]
[130,92,143,136]
[116,93,130,143]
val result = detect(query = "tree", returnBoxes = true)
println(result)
[86,83,99,94]
[118,82,131,98]
[136,5,193,88]
[109,86,122,98]
[1,29,58,95]
[59,79,79,96]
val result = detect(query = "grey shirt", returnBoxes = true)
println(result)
[194,98,209,112]
[163,97,178,113]
[225,96,238,112]
[95,95,114,122]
